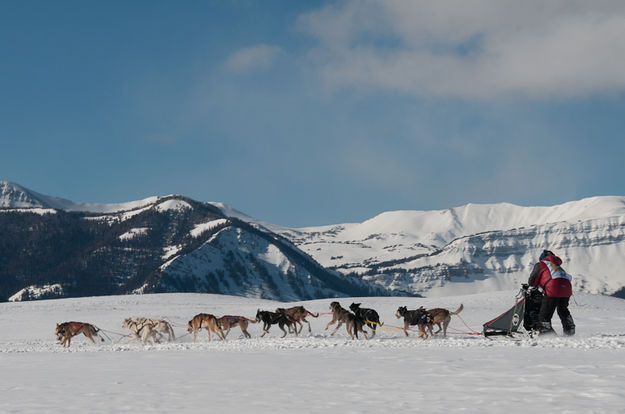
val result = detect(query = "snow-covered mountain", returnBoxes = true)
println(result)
[271,198,625,297]
[0,181,158,212]
[3,180,625,301]
[0,181,383,302]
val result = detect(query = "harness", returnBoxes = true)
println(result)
[128,319,153,334]
[403,309,430,326]
[67,322,86,335]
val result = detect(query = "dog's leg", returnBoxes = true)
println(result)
[240,322,250,338]
[330,321,343,336]
[346,322,355,340]
[325,319,336,331]
[403,321,410,337]
[218,321,227,340]
[442,320,450,337]
[279,323,288,338]
[260,322,270,337]
[215,326,226,341]
[369,323,376,337]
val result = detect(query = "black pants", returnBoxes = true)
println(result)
[539,296,575,334]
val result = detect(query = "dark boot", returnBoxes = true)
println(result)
[562,315,575,336]
[539,321,556,335]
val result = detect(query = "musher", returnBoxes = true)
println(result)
[527,249,575,336]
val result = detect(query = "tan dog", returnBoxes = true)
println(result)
[216,315,253,339]
[325,302,368,340]
[276,306,319,334]
[426,304,464,337]
[56,322,104,348]
[416,303,464,337]
[187,313,225,342]
[396,304,464,339]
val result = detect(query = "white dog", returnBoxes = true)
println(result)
[122,318,163,344]
[135,317,175,342]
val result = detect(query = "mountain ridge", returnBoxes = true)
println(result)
[2,180,624,300]
[0,182,386,302]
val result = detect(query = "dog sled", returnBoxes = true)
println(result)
[482,284,543,338]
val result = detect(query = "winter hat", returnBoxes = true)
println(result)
[540,250,554,260]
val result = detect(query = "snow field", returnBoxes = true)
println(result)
[1,292,625,413]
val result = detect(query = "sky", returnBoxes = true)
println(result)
[2,0,625,227]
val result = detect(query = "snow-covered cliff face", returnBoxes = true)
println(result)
[275,198,625,297]
[3,180,625,300]
[0,182,382,302]
[159,226,373,301]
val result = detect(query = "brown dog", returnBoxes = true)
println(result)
[276,306,319,334]
[55,322,104,348]
[325,302,368,340]
[216,315,253,339]
[427,304,464,337]
[187,313,225,342]
[396,304,464,338]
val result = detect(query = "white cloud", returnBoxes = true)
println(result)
[298,0,625,99]
[224,44,284,74]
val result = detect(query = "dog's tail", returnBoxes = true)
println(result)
[167,322,176,341]
[306,310,320,318]
[451,304,464,315]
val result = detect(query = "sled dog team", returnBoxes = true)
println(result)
[55,302,463,347]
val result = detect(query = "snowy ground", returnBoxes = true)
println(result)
[1,292,625,413]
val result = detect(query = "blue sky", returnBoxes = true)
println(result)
[2,1,625,227]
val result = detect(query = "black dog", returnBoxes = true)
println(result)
[349,303,383,337]
[255,309,296,338]
[396,306,432,338]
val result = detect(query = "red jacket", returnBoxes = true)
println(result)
[528,255,572,298]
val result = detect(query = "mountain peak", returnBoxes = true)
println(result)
[0,181,161,213]
[0,181,54,208]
